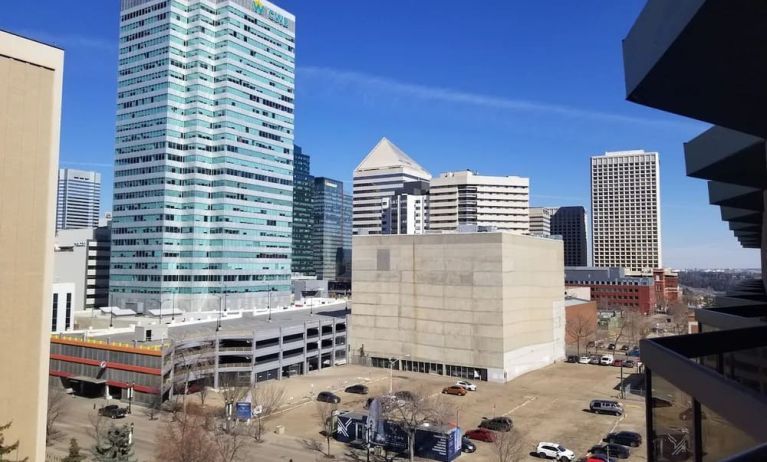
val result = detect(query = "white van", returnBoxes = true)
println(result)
[600,354,614,365]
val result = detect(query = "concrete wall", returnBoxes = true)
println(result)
[0,31,64,461]
[351,232,564,383]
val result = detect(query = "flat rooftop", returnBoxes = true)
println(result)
[88,305,349,346]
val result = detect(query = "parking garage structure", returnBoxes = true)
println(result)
[49,307,349,404]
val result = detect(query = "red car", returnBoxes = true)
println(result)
[464,428,496,442]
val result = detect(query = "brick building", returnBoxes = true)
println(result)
[565,267,656,315]
[653,268,680,307]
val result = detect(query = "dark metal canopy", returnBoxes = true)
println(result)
[623,0,767,139]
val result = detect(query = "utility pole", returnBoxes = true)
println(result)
[128,383,134,414]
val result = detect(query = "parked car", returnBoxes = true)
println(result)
[461,437,477,453]
[603,431,642,447]
[456,380,477,391]
[626,347,640,357]
[587,341,596,348]
[590,400,624,416]
[623,360,636,368]
[98,405,127,419]
[612,359,624,367]
[607,343,616,350]
[464,428,496,442]
[566,355,579,363]
[316,391,341,404]
[536,442,575,461]
[620,344,630,351]
[587,454,617,462]
[479,416,513,432]
[344,384,369,395]
[600,355,614,365]
[579,355,591,364]
[442,385,468,396]
[589,356,601,365]
[589,443,630,459]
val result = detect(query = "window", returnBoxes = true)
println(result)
[65,293,72,330]
[51,293,59,331]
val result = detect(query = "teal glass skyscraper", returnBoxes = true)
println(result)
[111,0,295,312]
[291,145,314,275]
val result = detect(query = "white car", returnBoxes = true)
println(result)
[455,380,477,391]
[536,442,575,461]
[579,355,591,364]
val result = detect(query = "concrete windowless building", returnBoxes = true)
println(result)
[0,30,64,461]
[351,232,565,383]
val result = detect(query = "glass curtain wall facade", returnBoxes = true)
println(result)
[551,206,588,267]
[312,177,347,282]
[291,145,314,275]
[112,0,295,312]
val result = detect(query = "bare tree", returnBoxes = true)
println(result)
[172,340,216,414]
[143,394,162,421]
[250,383,286,442]
[155,413,219,462]
[315,402,338,458]
[162,396,184,422]
[382,388,455,462]
[565,310,597,356]
[492,427,524,462]
[46,388,70,445]
[668,302,690,335]
[198,378,210,409]
[213,424,246,462]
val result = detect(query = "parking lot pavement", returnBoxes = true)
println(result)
[46,362,647,461]
[268,363,647,462]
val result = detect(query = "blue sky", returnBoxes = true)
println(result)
[1,1,758,268]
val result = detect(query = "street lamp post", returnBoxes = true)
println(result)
[217,294,223,332]
[388,355,409,394]
[128,383,134,414]
[268,289,272,322]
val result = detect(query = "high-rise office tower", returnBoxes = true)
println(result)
[0,30,64,462]
[112,0,295,312]
[381,180,429,235]
[529,207,556,236]
[591,150,661,272]
[353,137,431,235]
[429,170,530,233]
[56,168,101,230]
[551,206,588,267]
[292,145,314,275]
[313,178,350,282]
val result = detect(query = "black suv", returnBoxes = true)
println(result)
[344,384,369,394]
[566,355,579,363]
[98,405,127,419]
[603,431,642,447]
[589,443,630,459]
[479,416,513,432]
[316,391,341,404]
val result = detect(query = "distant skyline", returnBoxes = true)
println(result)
[0,0,758,268]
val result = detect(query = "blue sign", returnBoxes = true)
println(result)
[235,402,252,420]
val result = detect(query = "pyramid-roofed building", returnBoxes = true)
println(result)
[354,137,431,178]
[353,138,431,235]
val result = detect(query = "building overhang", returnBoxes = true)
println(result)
[684,127,767,188]
[708,182,762,212]
[623,1,767,138]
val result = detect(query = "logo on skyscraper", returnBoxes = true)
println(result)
[252,0,290,28]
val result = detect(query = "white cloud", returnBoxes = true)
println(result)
[299,66,703,130]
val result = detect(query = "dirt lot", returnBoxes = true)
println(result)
[46,362,646,462]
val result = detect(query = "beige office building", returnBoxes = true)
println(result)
[591,150,661,272]
[0,31,64,461]
[351,232,565,383]
[429,170,530,234]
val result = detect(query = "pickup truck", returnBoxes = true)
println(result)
[98,404,127,419]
